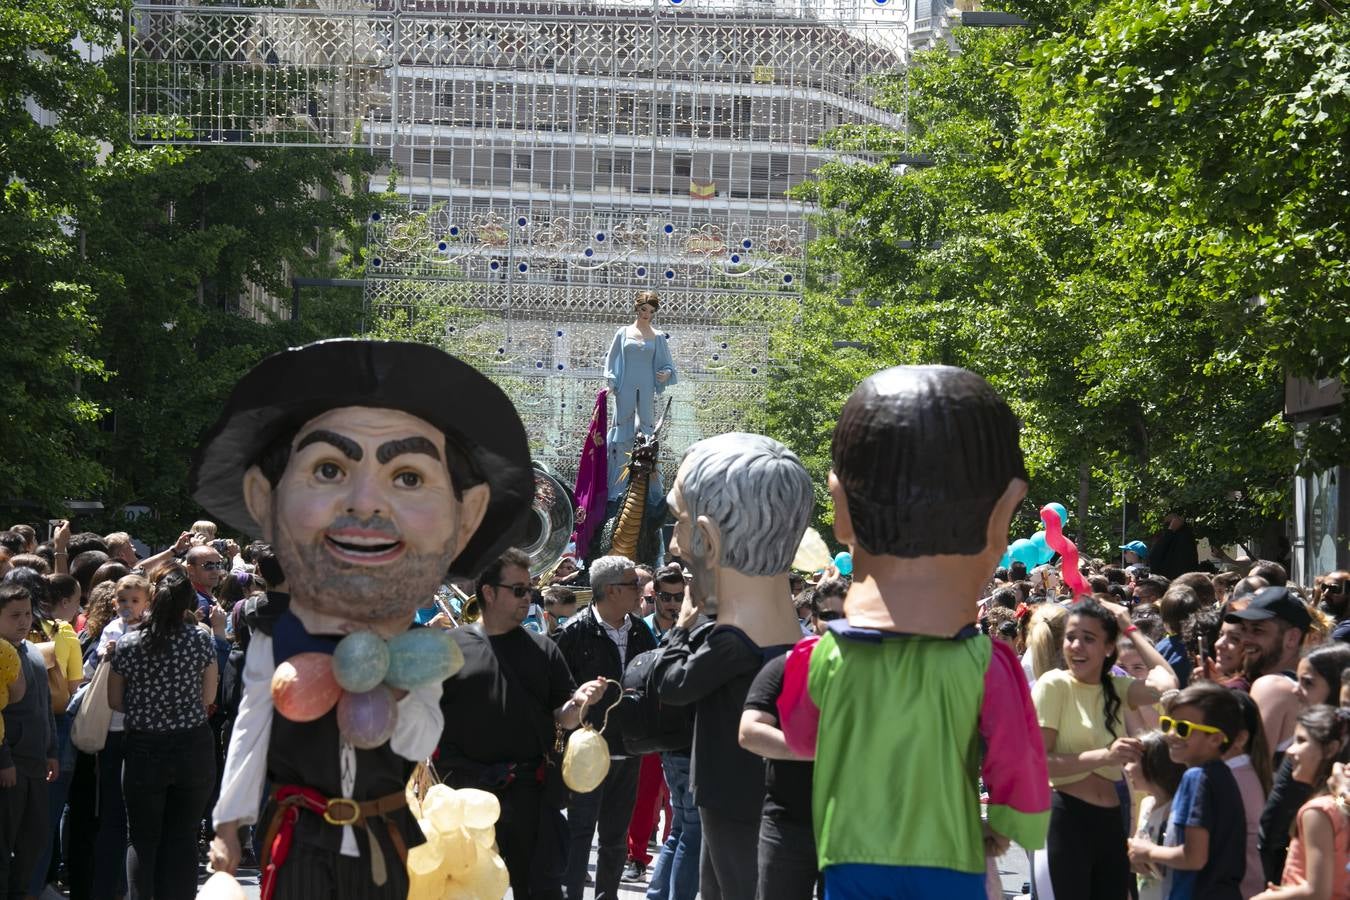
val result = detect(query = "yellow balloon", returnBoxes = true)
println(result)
[441,828,478,880]
[458,789,500,830]
[425,785,464,833]
[407,841,445,877]
[562,727,610,793]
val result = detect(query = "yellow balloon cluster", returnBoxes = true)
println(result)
[0,641,20,743]
[407,785,509,900]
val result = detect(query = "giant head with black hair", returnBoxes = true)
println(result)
[827,365,1028,633]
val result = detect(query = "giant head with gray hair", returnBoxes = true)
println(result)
[668,432,813,646]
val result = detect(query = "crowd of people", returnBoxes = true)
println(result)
[1,509,1349,900]
[979,548,1350,900]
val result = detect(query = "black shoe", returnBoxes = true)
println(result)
[622,860,647,882]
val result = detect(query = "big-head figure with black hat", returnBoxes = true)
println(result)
[197,340,532,900]
[777,365,1051,895]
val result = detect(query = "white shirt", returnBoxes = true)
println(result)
[212,634,444,857]
[594,605,633,662]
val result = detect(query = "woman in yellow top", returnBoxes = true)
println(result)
[1032,597,1178,899]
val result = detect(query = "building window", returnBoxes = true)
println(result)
[674,155,692,177]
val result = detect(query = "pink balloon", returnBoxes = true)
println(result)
[1040,505,1090,600]
[337,685,399,749]
[271,652,343,722]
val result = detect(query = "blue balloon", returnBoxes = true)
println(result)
[1009,538,1038,567]
[998,549,1011,570]
[1045,502,1069,527]
[1029,531,1053,565]
[833,551,853,577]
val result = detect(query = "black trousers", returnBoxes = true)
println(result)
[271,839,409,900]
[1043,790,1130,900]
[699,805,761,900]
[494,777,566,900]
[0,770,48,900]
[564,755,641,900]
[122,725,216,900]
[757,814,819,900]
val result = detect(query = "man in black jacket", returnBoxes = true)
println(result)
[555,555,657,900]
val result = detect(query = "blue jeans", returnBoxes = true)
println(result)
[30,713,74,894]
[646,753,701,900]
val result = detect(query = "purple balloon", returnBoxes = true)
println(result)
[336,686,398,749]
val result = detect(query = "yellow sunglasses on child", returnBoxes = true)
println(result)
[1159,715,1227,741]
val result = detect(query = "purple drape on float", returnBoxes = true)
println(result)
[569,389,609,556]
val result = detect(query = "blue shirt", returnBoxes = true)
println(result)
[1165,759,1245,900]
[1156,634,1193,689]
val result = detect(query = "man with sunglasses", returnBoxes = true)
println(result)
[556,555,658,900]
[643,564,685,643]
[185,544,225,621]
[438,547,607,900]
[1319,571,1350,642]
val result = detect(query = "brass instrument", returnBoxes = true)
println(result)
[458,464,575,624]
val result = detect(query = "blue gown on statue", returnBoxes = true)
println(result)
[604,328,677,500]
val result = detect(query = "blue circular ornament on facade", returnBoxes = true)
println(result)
[490,261,500,270]
[449,226,459,236]
[783,274,794,284]
[535,361,544,369]
[730,254,740,264]
[556,329,564,337]
[519,263,529,273]
[664,270,675,279]
[742,239,752,249]
[636,266,647,276]
[517,216,528,227]
[596,232,606,242]
[437,241,447,251]
[584,248,594,258]
[370,212,381,222]
[664,224,674,234]
[371,257,382,267]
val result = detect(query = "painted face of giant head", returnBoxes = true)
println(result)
[243,406,489,623]
[666,471,716,615]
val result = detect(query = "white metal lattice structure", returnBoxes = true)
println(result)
[130,0,910,485]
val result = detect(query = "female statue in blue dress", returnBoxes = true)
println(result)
[605,291,677,498]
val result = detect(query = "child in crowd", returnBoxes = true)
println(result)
[1252,705,1350,900]
[0,582,56,896]
[1126,732,1188,900]
[97,574,152,659]
[1128,682,1247,900]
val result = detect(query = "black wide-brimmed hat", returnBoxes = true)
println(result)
[189,339,533,578]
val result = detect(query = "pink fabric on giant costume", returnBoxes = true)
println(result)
[569,389,609,555]
[777,635,820,758]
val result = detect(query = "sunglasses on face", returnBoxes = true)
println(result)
[492,584,531,599]
[657,591,683,603]
[1159,715,1227,742]
[200,562,224,571]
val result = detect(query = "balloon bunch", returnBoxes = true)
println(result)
[271,629,464,747]
[1039,505,1089,600]
[407,785,510,900]
[1000,502,1069,571]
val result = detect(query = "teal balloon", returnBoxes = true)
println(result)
[1009,538,1038,567]
[1029,531,1053,564]
[332,631,390,694]
[1046,502,1069,527]
[833,551,853,577]
[384,628,464,690]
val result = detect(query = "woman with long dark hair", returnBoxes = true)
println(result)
[109,570,219,900]
[1032,598,1177,898]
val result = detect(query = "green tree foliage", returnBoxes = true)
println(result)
[767,0,1347,551]
[0,0,384,540]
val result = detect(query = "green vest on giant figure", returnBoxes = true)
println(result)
[778,365,1053,898]
[192,340,533,900]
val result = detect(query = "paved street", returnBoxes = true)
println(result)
[225,838,1033,899]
